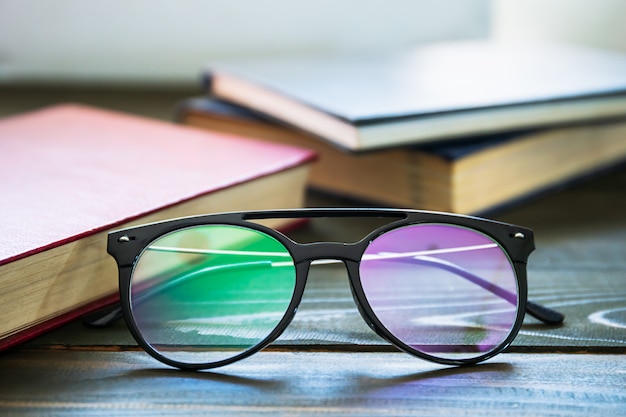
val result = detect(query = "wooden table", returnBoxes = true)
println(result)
[1,167,625,416]
[0,90,625,416]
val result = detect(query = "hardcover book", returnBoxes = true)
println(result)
[0,104,316,351]
[176,97,626,214]
[205,40,626,151]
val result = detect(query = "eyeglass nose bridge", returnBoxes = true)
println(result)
[291,241,365,264]
[288,241,391,346]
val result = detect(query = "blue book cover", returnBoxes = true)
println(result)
[205,41,626,151]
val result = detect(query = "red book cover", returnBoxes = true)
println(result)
[0,104,316,351]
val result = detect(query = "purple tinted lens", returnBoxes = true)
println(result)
[359,224,519,361]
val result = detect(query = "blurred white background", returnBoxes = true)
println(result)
[492,0,626,52]
[0,0,624,87]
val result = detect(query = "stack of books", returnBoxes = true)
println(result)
[177,40,626,214]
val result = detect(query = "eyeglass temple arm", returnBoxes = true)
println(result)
[82,303,124,327]
[85,249,565,327]
[82,259,275,328]
[390,255,564,325]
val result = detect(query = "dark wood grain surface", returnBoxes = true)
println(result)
[1,350,625,416]
[1,87,625,416]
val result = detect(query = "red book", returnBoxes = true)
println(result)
[0,104,316,351]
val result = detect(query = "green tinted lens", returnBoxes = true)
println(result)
[129,224,296,366]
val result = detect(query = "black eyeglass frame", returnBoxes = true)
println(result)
[107,208,564,370]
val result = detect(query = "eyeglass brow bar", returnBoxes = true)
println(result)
[85,245,564,328]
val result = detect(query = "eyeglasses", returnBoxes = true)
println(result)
[106,208,564,370]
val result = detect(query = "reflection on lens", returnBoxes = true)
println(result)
[130,225,296,366]
[359,224,519,361]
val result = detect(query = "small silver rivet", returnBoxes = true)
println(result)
[118,235,131,243]
[513,232,525,239]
